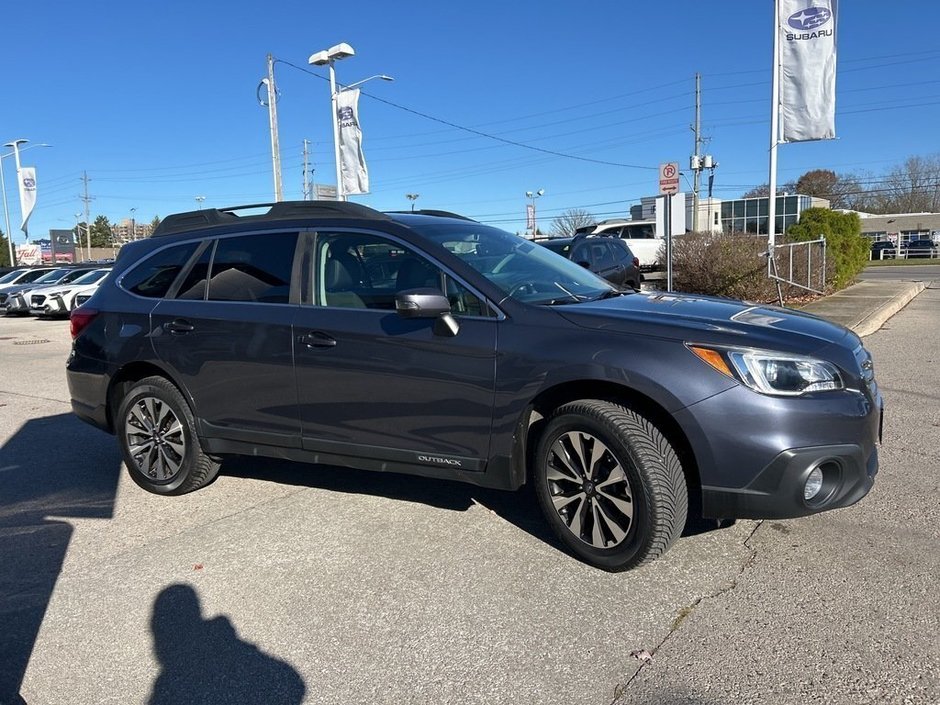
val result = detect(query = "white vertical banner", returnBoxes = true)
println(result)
[778,0,838,142]
[335,88,369,195]
[526,204,535,232]
[18,167,37,233]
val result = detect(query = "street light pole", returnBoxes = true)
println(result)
[310,44,393,203]
[406,193,419,212]
[1,159,13,267]
[526,189,544,238]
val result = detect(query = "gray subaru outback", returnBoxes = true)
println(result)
[67,202,881,571]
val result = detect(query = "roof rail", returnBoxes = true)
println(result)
[151,200,388,237]
[385,209,477,221]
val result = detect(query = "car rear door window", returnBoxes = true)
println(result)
[122,242,199,298]
[207,233,297,304]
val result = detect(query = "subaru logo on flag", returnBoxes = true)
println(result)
[23,177,36,189]
[337,106,354,122]
[787,7,832,31]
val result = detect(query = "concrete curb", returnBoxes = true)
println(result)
[853,281,927,337]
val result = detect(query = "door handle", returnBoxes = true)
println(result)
[299,331,337,348]
[164,319,194,334]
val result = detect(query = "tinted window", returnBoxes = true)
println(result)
[611,241,635,263]
[176,243,214,300]
[123,243,199,298]
[17,269,54,284]
[540,240,572,256]
[621,223,655,239]
[33,269,71,284]
[207,233,296,304]
[587,242,615,269]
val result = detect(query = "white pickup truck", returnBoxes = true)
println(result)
[574,219,663,273]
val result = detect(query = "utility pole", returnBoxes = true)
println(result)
[80,172,93,261]
[691,73,703,233]
[302,139,311,201]
[263,54,283,202]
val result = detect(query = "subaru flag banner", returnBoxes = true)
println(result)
[18,167,37,233]
[778,0,838,142]
[336,88,369,195]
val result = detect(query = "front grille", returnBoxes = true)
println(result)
[0,293,7,305]
[75,295,90,306]
[31,294,46,306]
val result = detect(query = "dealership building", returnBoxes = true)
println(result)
[852,212,940,245]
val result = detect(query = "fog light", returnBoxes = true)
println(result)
[804,466,824,501]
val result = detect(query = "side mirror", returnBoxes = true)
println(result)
[395,288,451,318]
[395,288,459,337]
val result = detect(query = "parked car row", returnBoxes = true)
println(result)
[870,238,938,259]
[0,266,112,317]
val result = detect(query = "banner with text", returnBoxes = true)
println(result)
[336,88,369,195]
[778,0,838,142]
[18,167,37,233]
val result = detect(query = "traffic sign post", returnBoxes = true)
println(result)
[659,162,679,291]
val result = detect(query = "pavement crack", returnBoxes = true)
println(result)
[0,388,71,405]
[611,520,764,704]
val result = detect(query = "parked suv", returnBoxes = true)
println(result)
[536,234,641,290]
[67,202,882,571]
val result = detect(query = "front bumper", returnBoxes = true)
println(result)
[30,294,69,316]
[701,443,878,519]
[4,293,29,315]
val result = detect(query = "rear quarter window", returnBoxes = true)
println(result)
[121,242,200,298]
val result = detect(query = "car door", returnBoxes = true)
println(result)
[149,231,303,447]
[293,229,498,470]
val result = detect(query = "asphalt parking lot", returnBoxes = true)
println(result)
[1,285,938,705]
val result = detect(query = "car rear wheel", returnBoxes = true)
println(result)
[117,376,220,495]
[534,399,688,571]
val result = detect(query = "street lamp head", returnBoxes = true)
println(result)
[378,74,394,82]
[3,139,28,148]
[525,191,533,198]
[537,189,545,197]
[309,43,356,66]
[328,43,355,61]
[308,50,331,66]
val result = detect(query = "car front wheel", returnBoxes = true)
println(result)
[534,399,688,571]
[117,376,220,495]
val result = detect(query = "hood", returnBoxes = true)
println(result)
[556,291,856,355]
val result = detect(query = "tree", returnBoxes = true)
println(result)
[741,181,796,199]
[794,169,864,210]
[0,230,9,267]
[150,215,162,232]
[869,154,940,214]
[89,215,113,248]
[550,208,596,237]
[787,208,868,289]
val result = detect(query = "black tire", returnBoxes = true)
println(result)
[534,399,688,571]
[117,376,220,496]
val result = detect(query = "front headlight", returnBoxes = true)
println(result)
[689,345,844,396]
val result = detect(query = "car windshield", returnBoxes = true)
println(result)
[32,268,71,284]
[72,269,110,285]
[416,223,613,304]
[0,269,28,284]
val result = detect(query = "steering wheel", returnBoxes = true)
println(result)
[508,281,537,298]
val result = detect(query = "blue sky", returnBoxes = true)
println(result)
[2,0,939,241]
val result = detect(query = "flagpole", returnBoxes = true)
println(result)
[767,0,781,261]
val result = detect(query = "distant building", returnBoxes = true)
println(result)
[111,218,153,243]
[627,193,826,235]
[849,211,940,245]
[719,194,829,235]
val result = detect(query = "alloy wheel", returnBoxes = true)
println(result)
[546,431,634,549]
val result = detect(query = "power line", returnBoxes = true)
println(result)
[275,58,658,171]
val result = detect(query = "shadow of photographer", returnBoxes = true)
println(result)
[148,584,305,705]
